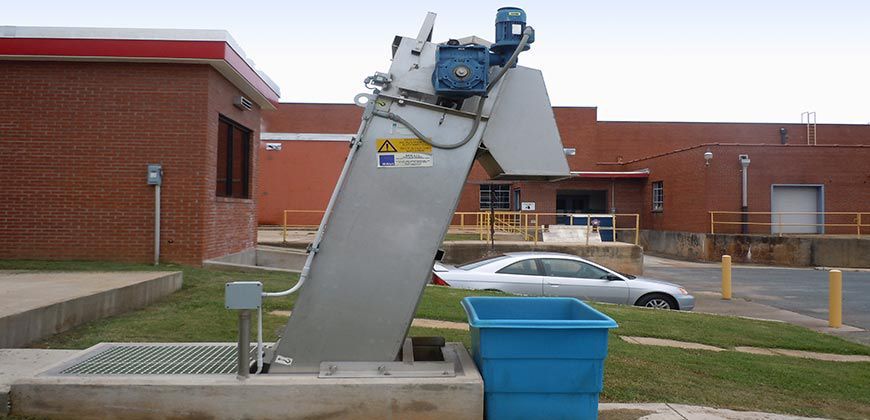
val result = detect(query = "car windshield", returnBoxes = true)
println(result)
[618,272,636,279]
[459,255,509,270]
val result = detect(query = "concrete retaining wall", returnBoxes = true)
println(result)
[639,229,870,268]
[203,246,306,274]
[441,241,644,275]
[0,272,182,348]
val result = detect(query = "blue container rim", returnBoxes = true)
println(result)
[461,296,618,329]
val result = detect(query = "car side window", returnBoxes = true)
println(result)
[497,259,540,276]
[541,259,611,279]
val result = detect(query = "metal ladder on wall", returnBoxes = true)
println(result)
[801,111,817,145]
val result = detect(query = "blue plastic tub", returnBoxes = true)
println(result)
[461,297,618,420]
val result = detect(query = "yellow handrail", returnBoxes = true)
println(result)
[281,209,642,245]
[709,211,869,236]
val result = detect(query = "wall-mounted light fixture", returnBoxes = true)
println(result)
[704,150,713,166]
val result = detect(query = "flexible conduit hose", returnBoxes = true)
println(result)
[372,27,534,150]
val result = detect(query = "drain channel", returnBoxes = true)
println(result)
[58,344,256,375]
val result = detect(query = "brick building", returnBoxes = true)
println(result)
[258,104,870,236]
[0,27,280,265]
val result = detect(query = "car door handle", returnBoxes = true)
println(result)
[545,282,559,287]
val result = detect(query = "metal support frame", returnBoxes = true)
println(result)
[154,184,161,266]
[237,310,250,379]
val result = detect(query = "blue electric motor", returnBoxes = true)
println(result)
[491,7,534,66]
[432,7,535,99]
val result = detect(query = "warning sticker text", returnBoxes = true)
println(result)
[376,138,433,168]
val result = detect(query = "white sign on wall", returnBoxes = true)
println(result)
[521,202,536,211]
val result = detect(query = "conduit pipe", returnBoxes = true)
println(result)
[739,154,751,234]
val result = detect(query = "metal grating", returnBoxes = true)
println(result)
[58,344,256,375]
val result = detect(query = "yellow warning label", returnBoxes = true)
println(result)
[376,138,432,154]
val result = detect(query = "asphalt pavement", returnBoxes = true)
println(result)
[642,255,870,344]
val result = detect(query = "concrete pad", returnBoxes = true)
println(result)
[0,270,182,348]
[599,403,825,419]
[768,348,870,362]
[734,346,779,357]
[620,336,725,352]
[668,403,826,419]
[0,349,79,415]
[10,342,482,420]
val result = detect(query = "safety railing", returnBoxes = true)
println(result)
[458,211,640,245]
[282,209,641,245]
[709,211,869,236]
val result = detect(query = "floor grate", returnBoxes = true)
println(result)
[58,344,256,375]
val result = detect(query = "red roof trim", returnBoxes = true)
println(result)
[0,37,279,107]
[571,171,649,179]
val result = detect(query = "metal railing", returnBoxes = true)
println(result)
[282,209,640,245]
[709,211,869,236]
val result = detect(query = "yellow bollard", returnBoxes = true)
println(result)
[721,255,732,300]
[829,270,842,328]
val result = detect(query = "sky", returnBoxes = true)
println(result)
[4,0,870,124]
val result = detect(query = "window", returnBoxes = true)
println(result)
[540,259,611,280]
[652,181,664,212]
[497,259,541,276]
[216,117,252,198]
[479,184,510,210]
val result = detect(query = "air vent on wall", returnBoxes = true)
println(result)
[233,96,254,111]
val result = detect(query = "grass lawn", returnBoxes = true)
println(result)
[443,232,483,241]
[3,260,869,419]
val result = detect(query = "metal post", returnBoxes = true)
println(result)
[857,213,862,236]
[237,309,251,378]
[613,214,618,243]
[721,255,732,300]
[710,212,715,234]
[829,270,842,328]
[777,214,783,237]
[634,214,639,245]
[489,185,495,250]
[154,184,161,266]
[282,211,287,243]
[534,215,539,246]
[585,217,591,246]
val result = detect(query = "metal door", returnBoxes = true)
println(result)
[539,258,629,304]
[771,185,823,234]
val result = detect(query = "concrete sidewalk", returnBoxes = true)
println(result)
[0,270,182,348]
[599,403,825,419]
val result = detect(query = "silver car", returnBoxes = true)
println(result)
[433,252,695,311]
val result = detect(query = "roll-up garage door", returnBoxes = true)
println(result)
[771,185,822,234]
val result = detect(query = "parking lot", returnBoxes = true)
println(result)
[644,255,870,343]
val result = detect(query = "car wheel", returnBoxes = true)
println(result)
[636,294,678,310]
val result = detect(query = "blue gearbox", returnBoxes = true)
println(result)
[432,7,534,99]
[432,44,489,99]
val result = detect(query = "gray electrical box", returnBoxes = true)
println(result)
[225,281,262,309]
[147,164,163,186]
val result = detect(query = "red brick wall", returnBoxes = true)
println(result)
[202,68,262,261]
[625,144,870,233]
[261,103,362,133]
[596,121,870,166]
[0,61,260,265]
[257,141,347,226]
[256,103,869,234]
[257,103,363,226]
